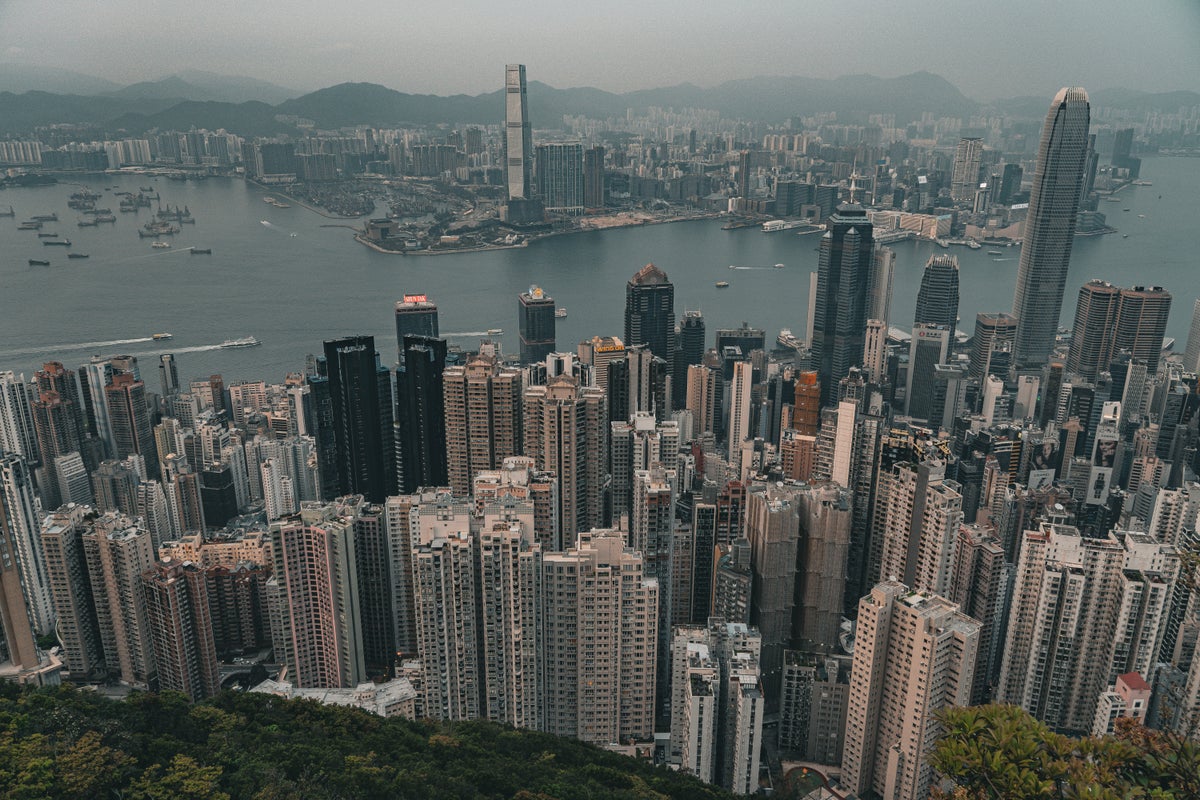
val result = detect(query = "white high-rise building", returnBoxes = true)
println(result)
[998,523,1179,733]
[411,494,480,721]
[841,581,980,800]
[504,64,532,202]
[542,529,658,745]
[0,454,53,634]
[0,372,38,463]
[878,460,964,596]
[726,361,754,470]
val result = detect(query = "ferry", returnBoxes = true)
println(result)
[220,336,261,349]
[28,259,50,266]
[67,253,89,259]
[151,241,171,249]
[554,308,568,319]
[486,328,504,336]
[715,281,730,288]
[152,333,173,341]
[777,329,804,350]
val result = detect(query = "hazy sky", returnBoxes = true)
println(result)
[2,0,1198,99]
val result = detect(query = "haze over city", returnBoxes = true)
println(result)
[2,0,1199,99]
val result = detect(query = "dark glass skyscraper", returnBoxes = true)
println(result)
[518,286,556,364]
[322,335,395,503]
[673,310,706,407]
[913,254,960,331]
[624,263,675,363]
[395,335,447,493]
[812,202,874,405]
[1011,87,1091,368]
[394,294,438,364]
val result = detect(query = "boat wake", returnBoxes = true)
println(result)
[0,336,156,357]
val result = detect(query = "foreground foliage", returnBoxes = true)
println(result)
[0,683,737,799]
[931,704,1200,799]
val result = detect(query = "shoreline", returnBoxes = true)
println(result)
[354,210,721,257]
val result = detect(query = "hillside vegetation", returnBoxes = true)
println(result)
[0,684,737,800]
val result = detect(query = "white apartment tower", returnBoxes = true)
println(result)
[842,581,980,800]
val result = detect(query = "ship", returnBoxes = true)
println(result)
[762,219,809,232]
[78,219,99,227]
[152,333,172,340]
[715,281,730,288]
[774,263,784,269]
[1132,179,1154,186]
[191,248,212,255]
[28,259,50,266]
[37,232,58,238]
[44,239,71,246]
[987,250,1002,255]
[777,329,804,350]
[554,308,568,319]
[151,241,171,249]
[67,253,89,259]
[17,221,42,230]
[486,328,504,336]
[967,240,981,249]
[220,336,260,348]
[30,213,58,222]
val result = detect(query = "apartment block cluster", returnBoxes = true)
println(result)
[3,86,1200,800]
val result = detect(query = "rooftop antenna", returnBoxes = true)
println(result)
[848,162,861,205]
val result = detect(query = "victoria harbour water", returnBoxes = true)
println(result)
[0,157,1195,382]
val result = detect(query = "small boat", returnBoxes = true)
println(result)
[151,241,171,249]
[262,197,275,203]
[190,248,212,255]
[1137,214,1146,219]
[152,333,173,340]
[220,336,260,348]
[44,239,71,246]
[1122,234,1129,238]
[715,281,730,288]
[554,308,568,319]
[28,259,50,266]
[774,263,784,269]
[987,250,1002,255]
[486,328,503,336]
[967,240,981,249]
[37,232,58,238]
[1123,208,1130,212]
[67,253,89,259]
[260,220,270,226]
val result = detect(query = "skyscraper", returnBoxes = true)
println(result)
[1011,87,1091,368]
[523,375,608,538]
[535,143,584,215]
[1068,281,1172,380]
[0,371,38,464]
[395,335,447,493]
[518,286,556,364]
[442,353,523,496]
[542,529,658,744]
[104,373,158,479]
[841,582,980,800]
[913,254,960,331]
[394,294,439,364]
[0,454,52,634]
[583,145,605,210]
[969,312,1018,381]
[905,324,951,423]
[40,504,104,677]
[323,336,395,502]
[673,310,706,408]
[267,504,365,689]
[812,202,875,405]
[82,512,157,687]
[950,137,984,202]
[624,263,676,363]
[141,561,220,701]
[1185,298,1200,374]
[504,64,532,202]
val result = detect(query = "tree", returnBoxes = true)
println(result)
[931,705,1200,799]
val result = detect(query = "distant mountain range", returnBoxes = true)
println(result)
[0,69,1195,137]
